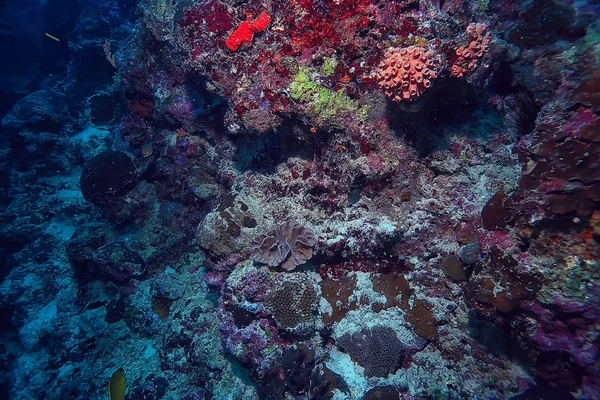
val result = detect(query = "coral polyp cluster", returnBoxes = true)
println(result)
[451,23,491,78]
[377,46,438,102]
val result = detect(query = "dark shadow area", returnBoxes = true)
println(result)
[387,64,542,157]
[468,311,583,398]
[232,117,332,173]
[489,61,541,137]
[0,303,15,334]
[509,382,576,400]
[0,0,81,118]
[467,311,529,363]
[181,77,228,132]
[387,79,481,156]
[490,61,520,96]
[504,0,587,49]
[41,0,81,74]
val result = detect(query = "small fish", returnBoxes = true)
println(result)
[45,33,60,42]
[108,368,127,400]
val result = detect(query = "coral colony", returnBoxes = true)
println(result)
[0,0,599,399]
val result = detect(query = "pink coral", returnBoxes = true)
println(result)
[377,45,437,102]
[451,23,490,78]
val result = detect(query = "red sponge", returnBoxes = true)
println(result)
[225,11,271,51]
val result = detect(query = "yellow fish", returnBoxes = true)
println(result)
[108,368,126,400]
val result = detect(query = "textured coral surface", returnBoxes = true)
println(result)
[378,45,438,101]
[0,0,599,399]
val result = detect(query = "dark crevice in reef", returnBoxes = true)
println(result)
[467,313,529,364]
[490,61,520,96]
[233,118,331,173]
[387,79,482,156]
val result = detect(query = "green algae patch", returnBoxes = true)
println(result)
[289,67,369,125]
[320,57,338,77]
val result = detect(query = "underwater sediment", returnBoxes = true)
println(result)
[1,0,599,399]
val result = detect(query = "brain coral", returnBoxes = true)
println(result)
[337,325,406,377]
[265,273,318,334]
[377,45,437,102]
[250,220,316,271]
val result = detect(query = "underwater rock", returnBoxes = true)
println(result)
[506,0,578,48]
[92,242,146,284]
[481,190,515,230]
[441,256,467,281]
[282,344,315,395]
[197,210,244,258]
[151,270,186,301]
[105,296,126,324]
[466,248,542,313]
[281,345,349,399]
[459,243,481,265]
[128,374,169,400]
[66,223,108,279]
[19,300,58,351]
[123,283,162,336]
[361,386,400,400]
[218,266,283,378]
[310,365,349,400]
[1,89,68,132]
[67,225,145,284]
[80,150,137,206]
[87,92,118,127]
[510,382,576,400]
[3,0,600,398]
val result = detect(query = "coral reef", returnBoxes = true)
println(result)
[1,0,599,399]
[225,11,271,51]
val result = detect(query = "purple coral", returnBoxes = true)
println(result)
[250,220,316,271]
